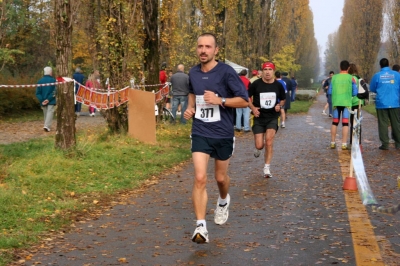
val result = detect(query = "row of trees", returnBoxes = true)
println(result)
[0,0,320,149]
[1,0,319,85]
[385,0,400,64]
[323,0,400,81]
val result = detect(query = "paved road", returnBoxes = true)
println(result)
[14,94,400,266]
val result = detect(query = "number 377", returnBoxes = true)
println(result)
[200,108,214,118]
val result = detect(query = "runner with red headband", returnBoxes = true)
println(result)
[248,62,286,178]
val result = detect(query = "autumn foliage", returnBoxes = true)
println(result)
[0,0,398,115]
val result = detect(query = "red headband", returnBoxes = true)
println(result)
[262,62,275,70]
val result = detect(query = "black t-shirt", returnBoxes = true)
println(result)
[248,79,286,118]
[188,62,249,138]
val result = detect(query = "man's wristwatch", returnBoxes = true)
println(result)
[221,97,226,106]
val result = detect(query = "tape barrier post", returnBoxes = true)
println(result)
[348,112,379,205]
[343,110,358,191]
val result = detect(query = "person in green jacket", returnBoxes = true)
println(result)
[35,66,57,132]
[327,60,358,150]
[348,63,364,147]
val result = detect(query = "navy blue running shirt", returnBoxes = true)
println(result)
[189,61,249,138]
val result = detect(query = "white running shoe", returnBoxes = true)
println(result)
[281,122,285,128]
[254,148,262,158]
[263,166,272,178]
[214,194,230,225]
[322,110,327,115]
[191,224,209,244]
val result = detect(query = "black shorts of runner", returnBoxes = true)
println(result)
[191,134,234,161]
[252,116,279,134]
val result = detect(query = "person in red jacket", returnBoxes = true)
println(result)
[160,62,170,109]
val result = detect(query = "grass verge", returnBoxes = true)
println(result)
[362,103,377,117]
[0,122,192,265]
[288,99,314,114]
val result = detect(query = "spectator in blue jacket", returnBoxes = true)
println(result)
[369,58,400,150]
[73,67,85,116]
[36,66,57,132]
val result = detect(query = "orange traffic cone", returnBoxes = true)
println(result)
[343,176,358,191]
[343,154,358,191]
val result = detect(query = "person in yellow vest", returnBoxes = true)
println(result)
[327,60,358,150]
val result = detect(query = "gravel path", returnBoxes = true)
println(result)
[0,112,106,145]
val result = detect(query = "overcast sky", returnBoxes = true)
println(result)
[309,0,345,57]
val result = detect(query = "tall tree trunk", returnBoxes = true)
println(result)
[160,0,173,66]
[54,0,76,149]
[258,0,272,65]
[214,2,226,61]
[142,0,159,88]
[102,0,128,134]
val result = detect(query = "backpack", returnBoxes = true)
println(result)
[357,78,369,99]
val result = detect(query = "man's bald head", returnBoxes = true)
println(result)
[177,64,184,72]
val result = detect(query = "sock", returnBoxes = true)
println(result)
[218,194,230,206]
[264,164,270,169]
[197,220,206,228]
[218,196,227,206]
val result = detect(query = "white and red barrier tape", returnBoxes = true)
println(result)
[0,77,166,90]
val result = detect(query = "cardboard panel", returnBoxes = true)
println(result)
[128,89,156,144]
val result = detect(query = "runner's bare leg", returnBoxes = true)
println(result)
[192,152,210,219]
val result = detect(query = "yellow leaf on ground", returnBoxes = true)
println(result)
[118,257,127,263]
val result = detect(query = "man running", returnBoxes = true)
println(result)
[184,33,249,244]
[248,62,286,178]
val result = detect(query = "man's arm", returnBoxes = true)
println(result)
[203,90,248,108]
[248,99,261,117]
[183,93,196,120]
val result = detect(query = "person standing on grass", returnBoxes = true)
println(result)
[160,62,171,110]
[249,62,286,178]
[36,66,56,132]
[235,69,251,132]
[73,67,85,116]
[328,60,357,150]
[184,33,248,244]
[369,58,400,150]
[170,64,189,124]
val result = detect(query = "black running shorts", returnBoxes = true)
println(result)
[252,116,279,134]
[191,134,234,161]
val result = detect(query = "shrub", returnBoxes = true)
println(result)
[0,88,40,115]
[0,74,42,115]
